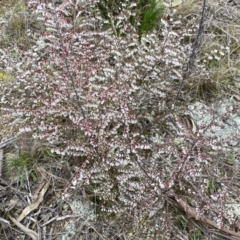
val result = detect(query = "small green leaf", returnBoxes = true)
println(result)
[207,180,215,195]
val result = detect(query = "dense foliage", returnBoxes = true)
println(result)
[1,0,240,239]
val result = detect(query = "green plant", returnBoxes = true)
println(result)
[6,151,37,184]
[207,179,221,195]
[4,35,11,42]
[175,213,204,240]
[190,227,204,240]
[226,151,236,165]
[97,0,164,40]
[137,0,164,40]
[97,0,124,19]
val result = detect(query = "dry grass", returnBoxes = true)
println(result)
[180,0,240,102]
[0,0,40,49]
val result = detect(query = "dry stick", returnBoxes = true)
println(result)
[173,0,209,106]
[0,217,10,225]
[0,149,3,178]
[0,137,17,148]
[17,180,50,222]
[176,198,240,239]
[167,196,240,240]
[9,216,39,240]
[206,230,240,240]
[166,116,240,238]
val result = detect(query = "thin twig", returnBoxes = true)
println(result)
[0,137,17,149]
[0,149,3,178]
[173,0,209,106]
[41,214,81,227]
[108,13,117,36]
[52,3,86,119]
[0,217,10,225]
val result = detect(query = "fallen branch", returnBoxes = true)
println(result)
[177,198,240,239]
[9,216,38,240]
[17,180,50,222]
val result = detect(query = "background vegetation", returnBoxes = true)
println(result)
[0,0,240,239]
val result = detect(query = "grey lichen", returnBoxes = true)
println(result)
[58,198,96,240]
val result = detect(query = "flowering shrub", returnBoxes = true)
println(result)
[1,0,240,238]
